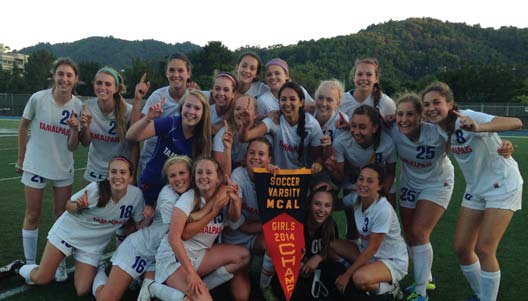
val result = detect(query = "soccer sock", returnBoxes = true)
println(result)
[460,261,481,299]
[22,229,38,264]
[92,266,108,296]
[412,243,433,296]
[115,227,126,248]
[19,264,38,283]
[480,270,500,301]
[202,266,234,289]
[149,281,185,301]
[260,253,275,288]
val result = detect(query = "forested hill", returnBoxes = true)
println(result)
[8,18,528,102]
[20,37,201,69]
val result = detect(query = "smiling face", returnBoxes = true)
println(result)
[396,101,421,139]
[310,191,333,225]
[107,159,132,192]
[350,113,377,147]
[236,55,259,86]
[357,167,382,201]
[212,77,236,108]
[353,62,378,94]
[166,162,191,194]
[181,94,204,128]
[315,85,340,120]
[93,72,118,103]
[422,90,453,126]
[53,64,79,94]
[166,58,190,91]
[279,87,303,121]
[245,140,272,171]
[194,159,221,193]
[266,65,289,92]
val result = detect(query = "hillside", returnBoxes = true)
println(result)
[20,36,201,69]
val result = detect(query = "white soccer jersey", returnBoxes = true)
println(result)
[48,182,144,254]
[256,86,315,117]
[334,130,397,190]
[344,194,408,263]
[156,189,225,260]
[245,82,270,98]
[22,89,83,180]
[340,91,396,119]
[139,87,189,171]
[314,110,349,142]
[438,110,523,197]
[390,123,454,190]
[263,113,323,169]
[209,104,224,126]
[126,185,181,255]
[222,167,260,246]
[213,127,248,166]
[83,98,133,181]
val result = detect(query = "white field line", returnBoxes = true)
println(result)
[0,148,17,151]
[0,253,114,300]
[0,168,86,182]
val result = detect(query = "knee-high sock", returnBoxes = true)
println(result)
[460,261,481,299]
[260,253,275,288]
[22,229,38,264]
[480,270,500,301]
[412,243,433,296]
[202,266,234,289]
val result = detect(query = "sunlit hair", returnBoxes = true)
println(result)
[350,57,382,107]
[95,67,128,142]
[279,81,306,164]
[315,79,345,104]
[421,81,459,152]
[190,157,225,213]
[236,51,262,81]
[166,52,192,72]
[97,156,134,207]
[307,186,337,258]
[162,155,193,179]
[180,89,212,158]
[352,105,381,158]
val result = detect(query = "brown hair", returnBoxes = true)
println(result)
[350,58,382,108]
[97,156,134,207]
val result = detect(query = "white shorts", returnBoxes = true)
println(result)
[222,233,257,250]
[155,249,206,284]
[398,180,453,210]
[22,171,73,189]
[376,257,408,283]
[47,232,101,267]
[111,239,155,280]
[462,185,523,211]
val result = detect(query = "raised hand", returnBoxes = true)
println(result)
[335,111,348,130]
[147,96,166,121]
[67,109,79,129]
[222,120,234,151]
[80,104,92,128]
[135,73,151,100]
[453,111,479,132]
[320,127,332,147]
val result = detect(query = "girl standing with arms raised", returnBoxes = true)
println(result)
[16,57,83,281]
[79,67,138,182]
[423,81,523,301]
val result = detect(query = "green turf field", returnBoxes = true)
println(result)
[0,118,527,300]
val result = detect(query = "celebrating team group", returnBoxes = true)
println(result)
[1,50,523,301]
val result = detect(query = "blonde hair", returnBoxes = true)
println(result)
[162,155,193,178]
[96,67,128,142]
[181,89,212,158]
[315,79,345,104]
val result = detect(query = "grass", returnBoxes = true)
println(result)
[0,118,527,300]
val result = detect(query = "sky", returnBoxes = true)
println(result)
[1,0,526,52]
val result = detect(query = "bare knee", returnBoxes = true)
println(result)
[74,281,92,297]
[24,212,41,229]
[454,240,474,262]
[352,271,371,291]
[97,289,118,301]
[475,242,496,262]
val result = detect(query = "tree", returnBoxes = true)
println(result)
[77,61,103,96]
[24,49,55,93]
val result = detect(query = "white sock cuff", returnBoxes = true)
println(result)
[92,268,108,296]
[480,270,500,279]
[460,261,481,272]
[19,264,38,282]
[22,229,39,238]
[216,266,234,281]
[411,243,432,253]
[376,282,393,294]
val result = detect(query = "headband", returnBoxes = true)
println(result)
[97,67,120,86]
[265,58,289,74]
[215,72,238,90]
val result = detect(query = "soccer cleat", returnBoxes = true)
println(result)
[261,286,279,301]
[404,281,436,293]
[137,279,153,301]
[406,292,429,301]
[464,294,480,301]
[54,259,68,282]
[0,260,25,278]
[390,282,404,300]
